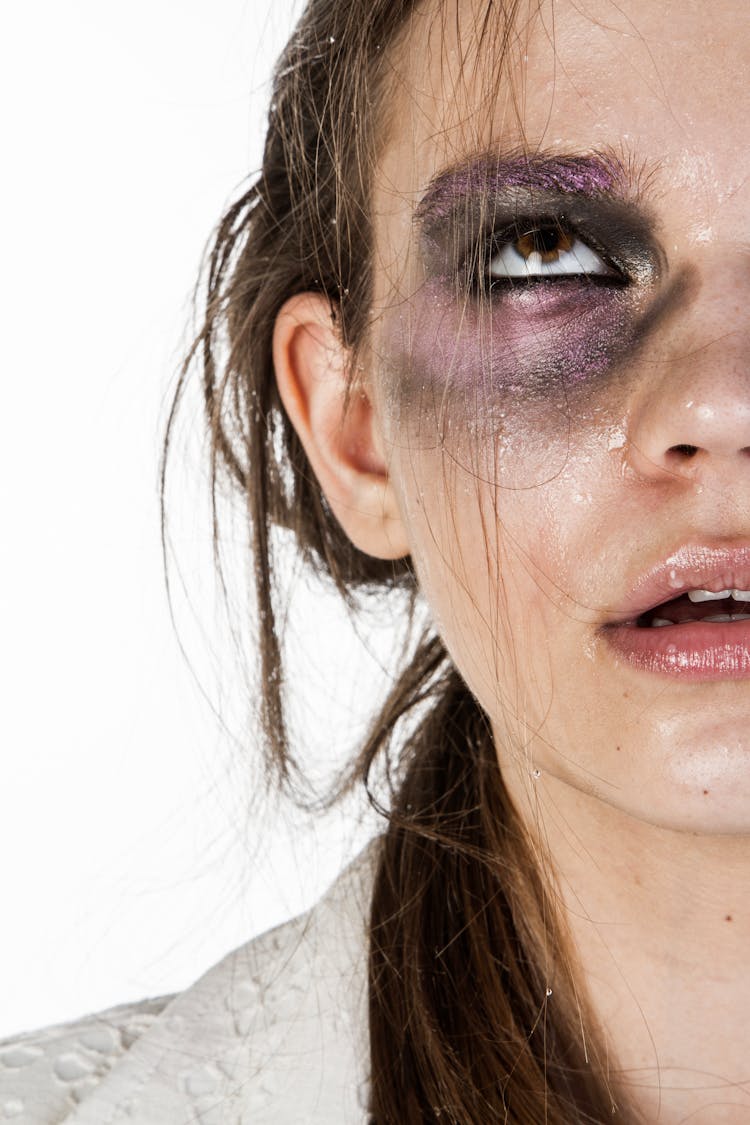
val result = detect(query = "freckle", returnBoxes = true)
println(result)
[615,745,621,752]
[725,914,733,922]
[703,789,709,795]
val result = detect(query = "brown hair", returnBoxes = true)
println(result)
[161,1,634,1120]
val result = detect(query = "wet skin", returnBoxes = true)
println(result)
[364,2,750,1119]
[370,0,750,833]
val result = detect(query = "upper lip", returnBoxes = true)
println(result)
[604,543,750,626]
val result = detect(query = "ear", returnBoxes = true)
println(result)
[272,292,410,560]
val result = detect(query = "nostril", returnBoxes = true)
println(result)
[668,443,699,458]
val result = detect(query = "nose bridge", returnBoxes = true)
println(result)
[626,269,750,479]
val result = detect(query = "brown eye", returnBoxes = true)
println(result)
[515,224,574,263]
[487,220,613,281]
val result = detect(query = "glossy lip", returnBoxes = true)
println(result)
[601,544,750,681]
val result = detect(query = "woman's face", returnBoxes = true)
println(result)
[369,0,750,832]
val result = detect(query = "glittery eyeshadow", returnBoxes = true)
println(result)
[381,150,665,417]
[415,152,625,227]
[392,276,633,413]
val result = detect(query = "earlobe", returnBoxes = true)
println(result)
[272,292,410,560]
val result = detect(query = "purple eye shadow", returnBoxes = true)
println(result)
[414,151,627,227]
[378,147,673,444]
[377,148,668,412]
[392,276,633,411]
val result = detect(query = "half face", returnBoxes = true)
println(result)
[368,0,750,833]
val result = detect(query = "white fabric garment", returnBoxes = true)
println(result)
[0,841,378,1124]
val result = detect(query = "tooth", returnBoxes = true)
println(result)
[651,617,675,627]
[732,590,750,602]
[687,589,731,602]
[703,614,733,623]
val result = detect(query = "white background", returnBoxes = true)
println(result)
[0,0,398,1039]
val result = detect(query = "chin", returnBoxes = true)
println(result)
[613,720,750,835]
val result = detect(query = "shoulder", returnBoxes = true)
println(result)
[0,995,172,1123]
[2,838,380,1124]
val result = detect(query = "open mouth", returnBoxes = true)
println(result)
[602,547,750,679]
[637,588,750,628]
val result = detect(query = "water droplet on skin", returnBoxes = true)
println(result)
[546,987,553,997]
[532,768,541,779]
[689,222,714,245]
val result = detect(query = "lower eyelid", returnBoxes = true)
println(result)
[484,277,625,301]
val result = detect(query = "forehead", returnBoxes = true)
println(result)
[373,0,750,277]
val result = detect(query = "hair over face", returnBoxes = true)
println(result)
[161,1,643,1120]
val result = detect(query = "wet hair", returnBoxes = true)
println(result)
[161,0,635,1120]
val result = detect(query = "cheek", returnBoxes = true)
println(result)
[378,277,635,488]
[391,449,573,731]
[377,281,635,712]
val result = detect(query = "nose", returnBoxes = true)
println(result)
[626,273,750,483]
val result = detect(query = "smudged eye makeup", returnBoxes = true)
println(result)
[415,151,661,291]
[393,151,671,412]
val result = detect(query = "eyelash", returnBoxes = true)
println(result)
[472,216,625,292]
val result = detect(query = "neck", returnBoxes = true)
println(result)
[502,764,750,1123]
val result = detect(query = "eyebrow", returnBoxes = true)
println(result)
[414,150,640,228]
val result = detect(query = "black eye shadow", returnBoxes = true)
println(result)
[414,151,663,290]
[375,148,671,413]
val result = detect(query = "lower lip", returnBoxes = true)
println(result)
[603,620,750,680]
